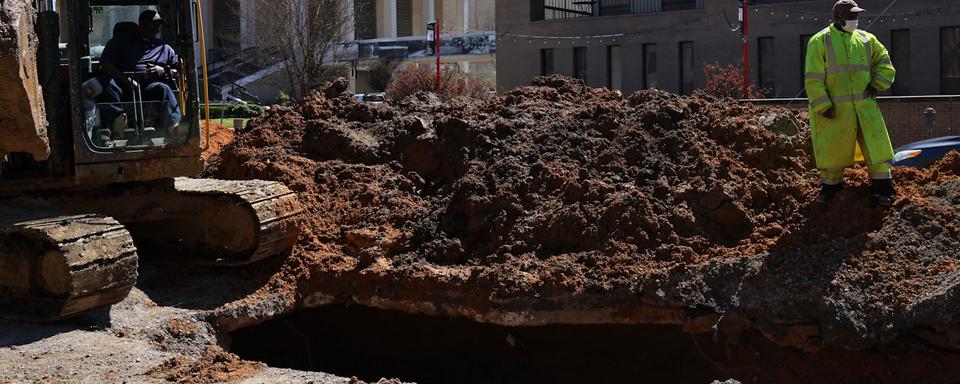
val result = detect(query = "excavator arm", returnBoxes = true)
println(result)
[0,0,50,161]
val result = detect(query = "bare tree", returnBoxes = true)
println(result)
[242,0,357,97]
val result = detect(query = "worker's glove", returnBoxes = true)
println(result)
[821,107,835,119]
[864,86,878,100]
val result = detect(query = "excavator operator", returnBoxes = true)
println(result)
[98,9,181,138]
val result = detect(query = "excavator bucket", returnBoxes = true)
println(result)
[0,0,50,160]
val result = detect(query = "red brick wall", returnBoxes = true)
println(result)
[879,98,960,148]
[752,96,960,149]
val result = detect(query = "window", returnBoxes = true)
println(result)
[531,0,704,21]
[397,0,412,37]
[799,34,812,97]
[758,37,775,95]
[574,47,587,80]
[540,48,554,76]
[680,41,694,95]
[942,27,960,94]
[643,43,658,89]
[661,0,699,11]
[354,0,377,39]
[891,29,911,95]
[607,45,622,90]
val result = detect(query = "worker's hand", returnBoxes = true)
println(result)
[864,86,878,100]
[146,63,166,79]
[821,107,835,119]
[120,76,138,89]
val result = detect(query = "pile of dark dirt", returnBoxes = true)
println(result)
[209,76,960,356]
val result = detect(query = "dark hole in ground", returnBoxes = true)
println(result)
[230,305,960,384]
[229,305,732,383]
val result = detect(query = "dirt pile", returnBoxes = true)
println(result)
[201,121,235,160]
[210,76,960,353]
[147,347,264,383]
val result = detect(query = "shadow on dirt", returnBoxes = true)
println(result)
[0,306,111,347]
[135,251,282,311]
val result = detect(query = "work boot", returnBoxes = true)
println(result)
[816,183,844,204]
[870,179,896,207]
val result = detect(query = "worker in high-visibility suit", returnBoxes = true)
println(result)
[805,0,897,206]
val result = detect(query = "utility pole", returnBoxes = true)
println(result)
[740,0,750,99]
[435,19,441,93]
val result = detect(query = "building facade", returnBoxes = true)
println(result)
[347,0,497,93]
[497,0,960,97]
[196,0,496,101]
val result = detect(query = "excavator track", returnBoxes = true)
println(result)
[25,177,302,265]
[167,178,303,264]
[0,205,137,321]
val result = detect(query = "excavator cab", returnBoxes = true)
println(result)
[1,0,207,187]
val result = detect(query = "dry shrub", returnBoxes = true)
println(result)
[387,64,492,100]
[702,62,766,100]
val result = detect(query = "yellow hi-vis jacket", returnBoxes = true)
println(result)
[804,24,896,170]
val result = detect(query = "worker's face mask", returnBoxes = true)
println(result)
[842,18,859,32]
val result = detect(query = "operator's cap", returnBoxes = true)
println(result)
[834,0,866,13]
[138,10,166,24]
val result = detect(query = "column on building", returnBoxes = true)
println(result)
[388,0,398,37]
[462,0,468,33]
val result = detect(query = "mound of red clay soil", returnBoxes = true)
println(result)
[208,76,960,355]
[201,121,236,160]
[148,347,265,384]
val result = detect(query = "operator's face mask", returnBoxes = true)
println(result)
[843,18,859,32]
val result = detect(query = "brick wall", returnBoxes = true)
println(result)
[752,96,960,149]
[879,97,960,149]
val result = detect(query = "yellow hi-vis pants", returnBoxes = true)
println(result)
[820,122,892,185]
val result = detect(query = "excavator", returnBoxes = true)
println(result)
[0,0,303,321]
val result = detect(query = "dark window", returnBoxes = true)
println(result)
[891,29,911,95]
[662,0,698,12]
[396,0,412,37]
[599,0,630,16]
[758,37,775,95]
[643,43,658,89]
[942,27,960,94]
[574,47,587,80]
[680,41,694,95]
[354,0,377,39]
[799,34,812,97]
[540,49,554,76]
[607,45,622,90]
[531,0,545,21]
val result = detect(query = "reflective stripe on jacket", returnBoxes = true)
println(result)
[804,24,896,170]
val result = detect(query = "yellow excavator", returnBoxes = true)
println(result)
[0,0,302,321]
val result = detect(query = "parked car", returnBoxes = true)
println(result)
[892,136,960,168]
[363,92,386,104]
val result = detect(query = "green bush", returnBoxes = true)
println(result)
[206,103,265,118]
[276,90,293,105]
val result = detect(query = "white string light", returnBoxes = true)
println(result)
[495,4,960,47]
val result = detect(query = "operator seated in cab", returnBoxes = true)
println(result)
[98,10,181,139]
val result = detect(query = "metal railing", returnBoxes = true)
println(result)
[532,0,704,20]
[331,31,497,63]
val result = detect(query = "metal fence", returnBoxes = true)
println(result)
[533,0,704,20]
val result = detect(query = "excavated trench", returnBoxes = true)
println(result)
[227,305,960,384]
